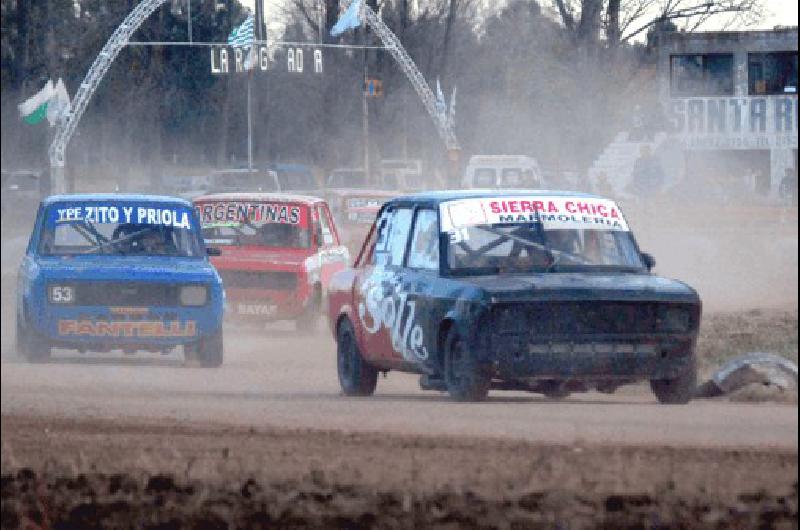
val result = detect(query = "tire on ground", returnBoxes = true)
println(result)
[186,329,224,368]
[295,285,322,333]
[336,318,378,396]
[16,311,51,363]
[650,357,697,404]
[443,326,491,402]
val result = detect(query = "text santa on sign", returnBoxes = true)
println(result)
[211,15,323,75]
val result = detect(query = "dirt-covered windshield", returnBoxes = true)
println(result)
[447,223,644,273]
[441,196,643,273]
[197,200,311,249]
[39,202,202,257]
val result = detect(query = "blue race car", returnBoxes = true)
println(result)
[16,194,225,366]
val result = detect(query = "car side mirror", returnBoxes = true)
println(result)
[641,252,655,271]
[206,247,222,257]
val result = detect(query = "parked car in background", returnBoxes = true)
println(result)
[206,169,280,194]
[194,193,349,330]
[2,169,47,231]
[464,155,543,189]
[379,159,427,190]
[157,173,210,200]
[270,163,318,193]
[324,168,397,257]
[16,194,224,366]
[328,190,701,403]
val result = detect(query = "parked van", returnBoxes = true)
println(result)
[463,155,543,189]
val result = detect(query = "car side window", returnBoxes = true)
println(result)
[407,209,439,271]
[316,206,335,246]
[372,208,413,267]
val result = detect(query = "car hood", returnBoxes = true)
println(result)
[36,255,219,283]
[458,272,700,304]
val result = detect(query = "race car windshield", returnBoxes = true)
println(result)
[39,203,203,257]
[202,222,311,249]
[446,223,645,274]
[197,201,311,249]
[440,196,643,274]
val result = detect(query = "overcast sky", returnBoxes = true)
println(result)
[241,0,798,35]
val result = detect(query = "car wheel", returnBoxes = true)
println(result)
[295,289,322,333]
[650,358,697,404]
[336,319,377,396]
[443,327,491,402]
[16,313,51,363]
[188,329,224,368]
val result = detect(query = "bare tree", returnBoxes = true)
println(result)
[553,0,765,48]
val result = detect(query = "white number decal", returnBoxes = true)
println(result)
[51,286,74,303]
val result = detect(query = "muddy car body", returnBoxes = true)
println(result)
[16,194,224,366]
[328,190,702,402]
[194,193,349,329]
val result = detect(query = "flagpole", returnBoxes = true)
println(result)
[247,65,253,172]
[362,48,369,185]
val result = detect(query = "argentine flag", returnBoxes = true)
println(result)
[331,0,363,37]
[228,15,255,48]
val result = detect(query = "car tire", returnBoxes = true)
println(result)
[650,358,697,405]
[187,329,224,368]
[16,313,51,363]
[443,327,491,402]
[295,286,322,333]
[337,319,378,396]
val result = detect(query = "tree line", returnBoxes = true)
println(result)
[0,0,762,188]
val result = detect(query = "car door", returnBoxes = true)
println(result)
[394,207,441,368]
[354,206,414,364]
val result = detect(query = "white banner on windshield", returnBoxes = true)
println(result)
[440,196,629,233]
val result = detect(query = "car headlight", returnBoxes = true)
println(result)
[658,307,691,333]
[180,285,208,306]
[49,284,75,304]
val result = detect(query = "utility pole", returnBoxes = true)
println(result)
[362,48,370,183]
[247,0,266,172]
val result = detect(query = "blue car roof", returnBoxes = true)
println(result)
[42,193,193,207]
[389,189,608,205]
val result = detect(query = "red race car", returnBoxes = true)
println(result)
[326,189,396,256]
[194,193,349,330]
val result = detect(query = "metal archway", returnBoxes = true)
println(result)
[48,0,169,193]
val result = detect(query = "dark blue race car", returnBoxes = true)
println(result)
[16,194,225,366]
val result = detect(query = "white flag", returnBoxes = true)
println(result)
[18,80,55,124]
[46,78,71,126]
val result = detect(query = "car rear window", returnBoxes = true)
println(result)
[40,201,202,257]
[196,200,311,249]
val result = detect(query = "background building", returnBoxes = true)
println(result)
[655,27,797,200]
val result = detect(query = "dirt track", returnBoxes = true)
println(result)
[1,318,798,527]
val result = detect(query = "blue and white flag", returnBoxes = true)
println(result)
[331,0,363,37]
[228,15,255,48]
[447,86,457,128]
[435,79,446,117]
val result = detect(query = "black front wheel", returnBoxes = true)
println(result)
[443,327,491,402]
[16,314,51,363]
[336,319,378,396]
[650,358,697,404]
[186,329,224,368]
[295,289,322,333]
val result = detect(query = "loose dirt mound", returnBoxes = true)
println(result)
[2,415,797,529]
[3,469,797,529]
